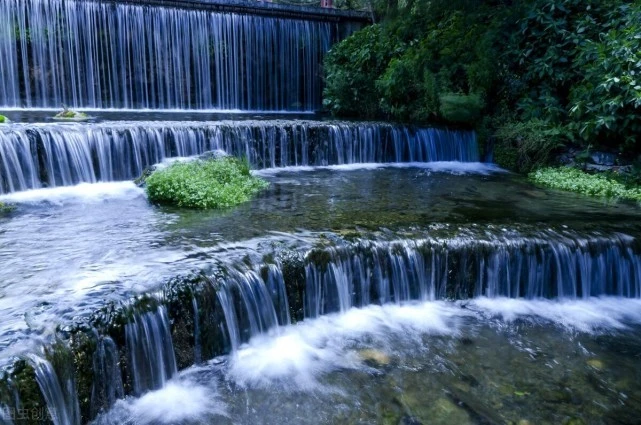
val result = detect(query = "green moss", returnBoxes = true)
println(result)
[0,360,50,425]
[145,157,268,209]
[0,202,15,214]
[306,249,333,272]
[0,115,9,123]
[277,250,306,322]
[529,167,641,201]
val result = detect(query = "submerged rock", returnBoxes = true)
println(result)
[586,359,605,371]
[134,165,157,187]
[52,107,92,121]
[359,349,391,367]
[590,152,617,166]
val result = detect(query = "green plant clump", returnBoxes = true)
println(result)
[529,167,641,201]
[0,202,15,214]
[0,115,9,123]
[145,157,269,209]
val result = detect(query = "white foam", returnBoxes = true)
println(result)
[227,302,466,389]
[153,149,229,170]
[0,182,144,204]
[254,161,505,176]
[226,297,641,389]
[467,297,641,333]
[97,379,227,425]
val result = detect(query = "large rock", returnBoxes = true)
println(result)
[590,152,617,166]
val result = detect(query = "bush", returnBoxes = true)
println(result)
[439,93,483,125]
[529,167,641,201]
[568,3,641,149]
[145,157,269,209]
[323,1,510,129]
[507,0,641,153]
[494,119,564,172]
[323,24,400,118]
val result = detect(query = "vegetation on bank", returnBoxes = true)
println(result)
[530,167,641,201]
[145,157,269,209]
[323,0,641,173]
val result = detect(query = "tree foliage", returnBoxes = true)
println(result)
[323,0,641,161]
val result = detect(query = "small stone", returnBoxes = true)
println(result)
[590,151,616,166]
[586,359,604,371]
[359,349,391,367]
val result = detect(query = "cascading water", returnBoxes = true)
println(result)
[0,0,342,110]
[300,233,641,313]
[28,354,81,425]
[124,306,177,396]
[216,269,283,351]
[200,230,641,356]
[90,337,124,418]
[214,231,641,340]
[0,122,478,193]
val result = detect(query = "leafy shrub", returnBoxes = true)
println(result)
[439,94,483,125]
[507,0,641,153]
[494,119,564,172]
[568,3,641,149]
[325,0,641,162]
[145,157,269,209]
[323,24,400,118]
[529,167,641,201]
[324,2,500,126]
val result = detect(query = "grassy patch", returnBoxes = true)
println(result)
[529,167,641,201]
[145,157,269,209]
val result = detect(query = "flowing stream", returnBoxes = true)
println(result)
[0,1,640,423]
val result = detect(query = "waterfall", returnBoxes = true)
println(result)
[205,230,641,353]
[0,406,14,425]
[0,121,478,193]
[216,269,282,351]
[28,354,81,425]
[300,233,641,314]
[0,0,338,110]
[192,298,202,365]
[90,337,124,418]
[124,306,177,396]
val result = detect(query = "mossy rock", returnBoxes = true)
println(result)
[0,360,50,425]
[134,166,157,187]
[0,115,10,124]
[52,109,91,121]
